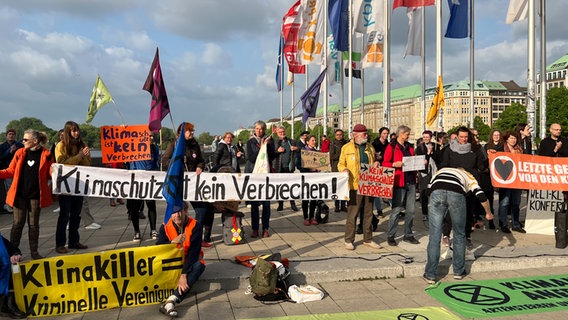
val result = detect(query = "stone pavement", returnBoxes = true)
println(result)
[1,196,568,319]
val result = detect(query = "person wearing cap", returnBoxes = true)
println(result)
[162,122,214,247]
[156,201,205,318]
[383,125,420,246]
[338,124,382,250]
[0,129,24,214]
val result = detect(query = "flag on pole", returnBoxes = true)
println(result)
[445,0,470,39]
[297,0,325,65]
[393,0,434,10]
[143,48,170,133]
[86,75,114,124]
[276,36,285,92]
[362,31,383,68]
[162,124,186,224]
[328,0,349,52]
[506,0,528,24]
[426,76,445,127]
[301,68,327,125]
[353,0,385,35]
[282,0,306,74]
[404,7,423,58]
[343,51,362,79]
[327,33,342,86]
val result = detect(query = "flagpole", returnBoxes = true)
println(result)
[383,0,390,129]
[305,66,309,131]
[469,0,475,127]
[436,0,444,131]
[291,75,295,139]
[539,0,547,140]
[323,0,328,136]
[420,7,426,132]
[348,0,353,132]
[527,0,536,148]
[280,36,284,124]
[360,36,365,124]
[111,101,127,125]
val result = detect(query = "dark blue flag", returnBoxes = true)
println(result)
[328,0,349,51]
[276,36,284,92]
[301,68,327,125]
[162,123,186,224]
[445,0,469,39]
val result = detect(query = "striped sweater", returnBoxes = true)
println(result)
[427,167,487,202]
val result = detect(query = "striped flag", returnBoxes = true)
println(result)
[282,0,305,74]
[143,48,170,133]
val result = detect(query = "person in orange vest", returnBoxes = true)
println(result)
[156,201,205,318]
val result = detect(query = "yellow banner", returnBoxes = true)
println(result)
[12,245,183,317]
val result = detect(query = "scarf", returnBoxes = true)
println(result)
[449,139,471,154]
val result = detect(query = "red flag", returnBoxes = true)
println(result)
[143,48,170,133]
[282,0,305,74]
[393,0,434,10]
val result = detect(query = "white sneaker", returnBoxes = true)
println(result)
[53,207,60,213]
[85,222,101,230]
[3,204,13,213]
[363,241,383,249]
[345,242,355,250]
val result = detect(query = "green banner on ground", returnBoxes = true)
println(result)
[426,274,568,318]
[243,307,460,320]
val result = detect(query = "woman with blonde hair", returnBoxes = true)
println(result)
[0,129,53,260]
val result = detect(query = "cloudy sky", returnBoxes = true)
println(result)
[1,0,567,136]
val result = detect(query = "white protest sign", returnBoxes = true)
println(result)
[51,164,349,202]
[525,189,563,235]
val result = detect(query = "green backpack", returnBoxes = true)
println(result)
[250,258,278,296]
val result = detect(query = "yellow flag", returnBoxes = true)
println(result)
[86,75,114,123]
[426,75,445,127]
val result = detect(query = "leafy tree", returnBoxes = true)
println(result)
[79,123,101,149]
[473,116,491,142]
[493,102,527,133]
[3,117,56,143]
[544,87,568,136]
[237,130,250,144]
[196,132,214,146]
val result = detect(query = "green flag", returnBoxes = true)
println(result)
[86,75,113,123]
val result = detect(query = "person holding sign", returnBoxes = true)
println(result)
[383,125,419,246]
[54,121,90,254]
[423,167,493,284]
[298,135,320,225]
[156,201,205,318]
[338,124,382,250]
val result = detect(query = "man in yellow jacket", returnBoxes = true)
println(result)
[338,124,382,251]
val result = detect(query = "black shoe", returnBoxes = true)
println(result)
[1,294,26,319]
[500,226,511,233]
[276,206,284,212]
[139,212,146,219]
[334,207,340,213]
[512,226,526,233]
[290,202,299,212]
[356,225,363,235]
[488,220,496,230]
[387,237,397,246]
[403,236,420,244]
[340,206,348,212]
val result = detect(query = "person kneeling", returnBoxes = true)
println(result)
[155,202,206,318]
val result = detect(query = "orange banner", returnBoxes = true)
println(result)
[100,125,151,164]
[488,152,568,191]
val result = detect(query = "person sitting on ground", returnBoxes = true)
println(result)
[156,201,205,318]
[0,234,27,318]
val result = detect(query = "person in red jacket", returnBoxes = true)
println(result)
[0,129,53,260]
[382,125,420,246]
[156,201,205,318]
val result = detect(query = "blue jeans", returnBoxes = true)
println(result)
[498,188,522,228]
[373,197,383,215]
[250,201,271,231]
[172,261,206,302]
[56,195,84,247]
[424,189,467,279]
[387,183,416,238]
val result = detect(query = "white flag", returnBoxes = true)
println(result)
[297,0,325,65]
[353,0,385,34]
[362,31,383,68]
[404,7,423,58]
[506,0,528,24]
[327,33,341,86]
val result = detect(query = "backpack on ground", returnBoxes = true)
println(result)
[222,212,245,245]
[315,200,329,224]
[250,258,290,302]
